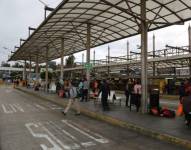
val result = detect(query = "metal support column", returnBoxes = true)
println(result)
[29,57,32,81]
[45,48,49,92]
[60,38,64,80]
[35,56,39,82]
[82,53,84,75]
[108,46,110,76]
[153,34,156,77]
[93,50,95,66]
[93,50,96,75]
[127,41,129,77]
[86,23,91,83]
[141,0,148,114]
[188,25,191,75]
[23,60,27,80]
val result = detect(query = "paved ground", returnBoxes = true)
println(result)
[0,86,185,150]
[116,93,179,110]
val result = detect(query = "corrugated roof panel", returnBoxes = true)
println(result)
[9,0,191,63]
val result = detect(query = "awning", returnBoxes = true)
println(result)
[9,0,191,63]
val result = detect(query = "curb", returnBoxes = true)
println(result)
[160,95,179,100]
[16,88,191,149]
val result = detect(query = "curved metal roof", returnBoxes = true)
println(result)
[10,0,191,63]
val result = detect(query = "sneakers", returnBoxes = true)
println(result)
[62,111,80,116]
[62,111,66,115]
[75,113,81,116]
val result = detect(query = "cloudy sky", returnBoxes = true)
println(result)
[0,0,191,64]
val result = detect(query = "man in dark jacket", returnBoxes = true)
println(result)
[179,81,185,103]
[183,91,191,125]
[99,79,110,111]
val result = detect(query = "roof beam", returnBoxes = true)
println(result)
[124,0,140,27]
[100,0,142,21]
[152,0,184,23]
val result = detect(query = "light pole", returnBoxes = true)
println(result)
[28,27,36,36]
[38,0,54,19]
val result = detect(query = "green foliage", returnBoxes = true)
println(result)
[12,62,23,68]
[1,61,10,67]
[10,72,21,78]
[40,71,53,80]
[66,55,75,67]
[48,61,57,70]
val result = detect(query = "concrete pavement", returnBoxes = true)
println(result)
[115,92,179,110]
[15,86,191,149]
[0,86,184,150]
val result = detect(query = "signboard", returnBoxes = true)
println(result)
[176,68,189,76]
[84,63,93,70]
[40,68,53,73]
[157,67,175,75]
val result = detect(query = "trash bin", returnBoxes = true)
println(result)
[149,88,159,109]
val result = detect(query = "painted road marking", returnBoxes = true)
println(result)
[5,89,12,93]
[62,120,109,144]
[1,104,25,113]
[26,120,109,150]
[35,104,47,110]
[13,104,24,112]
[1,103,51,114]
[10,104,17,112]
[25,123,65,150]
[2,104,12,114]
[49,104,63,110]
[26,104,40,112]
[38,122,79,150]
[48,121,96,148]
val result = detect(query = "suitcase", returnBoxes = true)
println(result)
[59,90,64,97]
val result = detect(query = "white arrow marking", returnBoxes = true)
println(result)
[62,120,109,144]
[26,123,66,150]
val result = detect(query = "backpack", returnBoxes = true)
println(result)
[70,87,77,98]
[161,108,175,118]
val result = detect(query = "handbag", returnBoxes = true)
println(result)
[176,103,183,116]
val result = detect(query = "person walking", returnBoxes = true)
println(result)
[125,81,130,107]
[62,81,80,115]
[98,79,110,111]
[93,79,99,97]
[78,80,83,101]
[82,78,88,102]
[133,80,141,112]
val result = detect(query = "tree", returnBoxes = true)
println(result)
[40,71,53,80]
[65,55,75,67]
[48,61,57,70]
[12,62,23,68]
[10,71,22,79]
[1,61,10,67]
[64,55,76,79]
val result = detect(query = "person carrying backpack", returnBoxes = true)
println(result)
[78,80,83,101]
[62,81,80,115]
[98,79,110,111]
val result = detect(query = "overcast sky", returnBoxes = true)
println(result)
[0,0,191,64]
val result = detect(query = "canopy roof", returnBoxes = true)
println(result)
[9,0,191,63]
